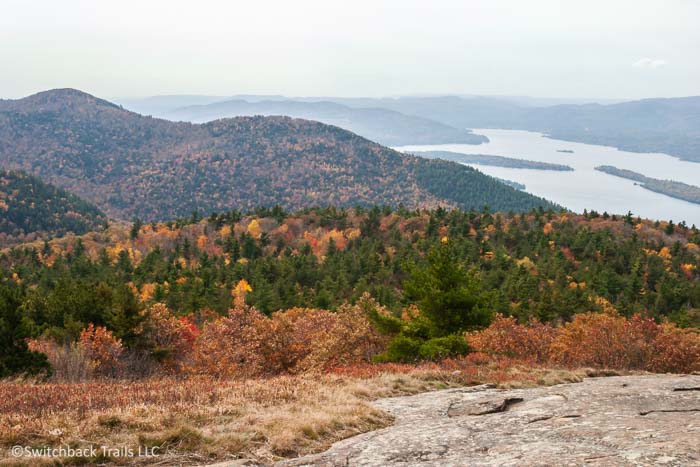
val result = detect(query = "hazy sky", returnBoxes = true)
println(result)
[2,0,698,99]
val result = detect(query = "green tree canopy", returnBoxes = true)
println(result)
[0,285,51,378]
[404,239,492,337]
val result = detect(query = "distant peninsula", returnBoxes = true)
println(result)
[412,151,574,171]
[596,165,700,205]
[494,177,526,190]
[556,149,575,153]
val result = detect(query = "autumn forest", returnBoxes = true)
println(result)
[1,89,699,465]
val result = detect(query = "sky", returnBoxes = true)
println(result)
[1,0,699,100]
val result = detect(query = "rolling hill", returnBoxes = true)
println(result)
[0,89,554,222]
[0,169,106,246]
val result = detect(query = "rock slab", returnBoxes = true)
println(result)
[280,375,700,466]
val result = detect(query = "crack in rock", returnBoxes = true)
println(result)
[527,415,554,423]
[527,413,581,424]
[639,408,700,416]
[448,397,524,417]
[673,387,700,392]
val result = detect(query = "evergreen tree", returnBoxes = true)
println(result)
[404,239,492,336]
[0,285,51,377]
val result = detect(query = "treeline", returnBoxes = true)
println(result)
[2,205,700,377]
[2,205,699,326]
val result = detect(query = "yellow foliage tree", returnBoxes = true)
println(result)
[247,219,261,238]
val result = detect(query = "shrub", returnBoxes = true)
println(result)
[549,313,658,370]
[78,324,124,377]
[418,335,471,361]
[136,303,199,371]
[256,307,337,374]
[470,310,700,373]
[374,335,423,363]
[190,301,265,378]
[375,334,470,363]
[190,294,386,377]
[648,324,700,373]
[27,337,92,382]
[467,314,559,363]
[296,295,387,371]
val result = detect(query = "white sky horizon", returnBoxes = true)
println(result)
[2,0,698,100]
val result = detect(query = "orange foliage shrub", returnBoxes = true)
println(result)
[467,314,559,363]
[190,301,266,378]
[189,293,385,378]
[648,324,700,374]
[299,295,388,372]
[78,324,124,377]
[470,311,700,373]
[256,307,337,374]
[549,313,659,370]
[137,303,200,371]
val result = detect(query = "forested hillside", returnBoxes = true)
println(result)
[0,170,106,247]
[0,89,552,221]
[3,206,699,340]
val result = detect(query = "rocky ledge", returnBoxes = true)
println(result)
[281,374,700,466]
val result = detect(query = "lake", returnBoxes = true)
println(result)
[396,129,700,226]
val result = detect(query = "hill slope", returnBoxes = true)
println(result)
[0,169,106,246]
[0,89,554,221]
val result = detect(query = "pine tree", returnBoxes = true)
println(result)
[0,285,51,377]
[404,239,492,336]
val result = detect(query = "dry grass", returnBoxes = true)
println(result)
[0,358,592,466]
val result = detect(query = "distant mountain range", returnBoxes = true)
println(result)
[0,89,554,222]
[317,96,700,163]
[121,94,700,163]
[0,169,106,246]
[512,98,700,163]
[155,99,487,147]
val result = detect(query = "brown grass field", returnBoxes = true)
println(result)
[0,357,591,466]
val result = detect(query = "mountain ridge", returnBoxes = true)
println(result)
[157,97,488,146]
[0,89,554,222]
